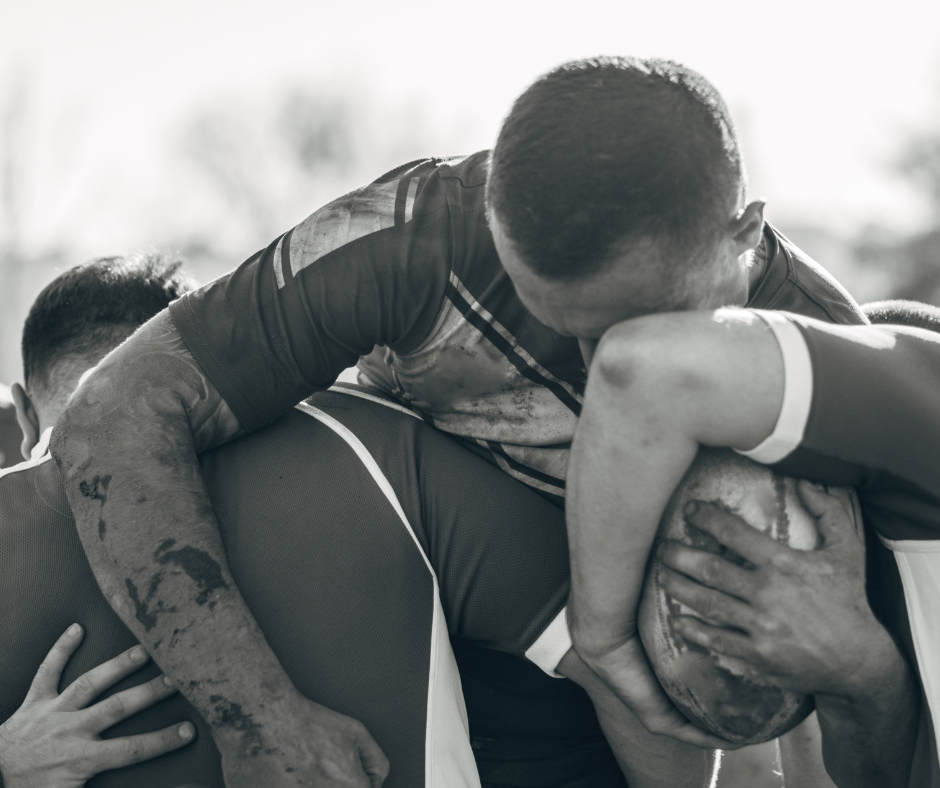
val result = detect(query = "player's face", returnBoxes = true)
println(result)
[492,214,748,341]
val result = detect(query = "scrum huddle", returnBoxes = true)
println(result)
[1,57,939,788]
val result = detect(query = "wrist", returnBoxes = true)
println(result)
[816,624,906,707]
[568,612,637,665]
[194,669,299,752]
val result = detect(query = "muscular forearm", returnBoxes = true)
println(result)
[814,630,919,788]
[566,330,698,658]
[50,312,292,756]
[566,312,782,657]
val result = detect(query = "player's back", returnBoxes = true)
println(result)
[0,390,611,788]
[0,451,224,786]
[0,400,446,787]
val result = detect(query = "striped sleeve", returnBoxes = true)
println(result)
[169,159,451,433]
[741,310,940,779]
[735,310,813,465]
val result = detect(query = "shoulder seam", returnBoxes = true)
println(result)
[0,453,54,481]
[437,151,490,187]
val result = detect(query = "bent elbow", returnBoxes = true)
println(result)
[591,318,671,392]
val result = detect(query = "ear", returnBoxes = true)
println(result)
[729,201,766,257]
[11,383,40,460]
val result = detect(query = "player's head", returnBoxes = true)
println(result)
[487,56,765,340]
[863,299,940,333]
[13,253,195,458]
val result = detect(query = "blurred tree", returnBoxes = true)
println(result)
[852,128,940,306]
[278,90,354,176]
[898,133,940,218]
[177,86,357,260]
[0,73,65,387]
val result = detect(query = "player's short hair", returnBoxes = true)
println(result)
[862,300,940,333]
[487,56,744,282]
[22,253,196,395]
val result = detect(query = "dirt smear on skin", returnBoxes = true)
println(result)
[125,577,159,631]
[155,543,228,607]
[79,475,112,539]
[79,474,112,503]
[209,695,264,757]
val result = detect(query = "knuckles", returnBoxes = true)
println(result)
[69,674,96,700]
[121,735,146,763]
[696,556,725,586]
[103,693,127,720]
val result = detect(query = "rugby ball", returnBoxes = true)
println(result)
[638,448,854,745]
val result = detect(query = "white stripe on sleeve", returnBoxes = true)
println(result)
[736,310,813,465]
[524,606,571,678]
[879,536,940,746]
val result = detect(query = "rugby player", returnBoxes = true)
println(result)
[0,258,718,787]
[50,57,869,784]
[562,301,940,787]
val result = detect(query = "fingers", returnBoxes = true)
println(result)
[83,674,179,733]
[58,644,150,711]
[659,566,754,631]
[673,616,753,663]
[660,541,756,602]
[684,501,781,566]
[96,721,196,771]
[27,623,85,701]
[589,637,732,750]
[355,727,390,788]
[796,481,863,545]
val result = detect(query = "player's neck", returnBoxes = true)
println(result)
[35,380,83,435]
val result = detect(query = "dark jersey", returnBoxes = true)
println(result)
[169,151,864,502]
[0,387,618,788]
[0,385,21,469]
[741,311,940,787]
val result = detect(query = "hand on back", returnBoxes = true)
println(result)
[0,624,194,788]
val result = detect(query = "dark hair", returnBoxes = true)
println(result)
[862,299,940,333]
[487,56,743,282]
[22,252,196,393]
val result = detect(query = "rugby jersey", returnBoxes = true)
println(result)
[169,151,865,503]
[0,387,617,788]
[739,311,940,788]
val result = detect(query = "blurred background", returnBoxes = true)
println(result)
[2,1,939,783]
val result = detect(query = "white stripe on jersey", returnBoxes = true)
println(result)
[472,438,566,499]
[288,180,399,280]
[295,401,481,788]
[448,272,585,406]
[273,233,287,289]
[880,536,940,750]
[0,452,54,481]
[404,177,420,223]
[326,385,424,421]
[524,605,571,678]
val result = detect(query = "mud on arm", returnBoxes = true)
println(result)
[50,310,387,787]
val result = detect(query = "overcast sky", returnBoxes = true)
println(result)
[3,0,940,261]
